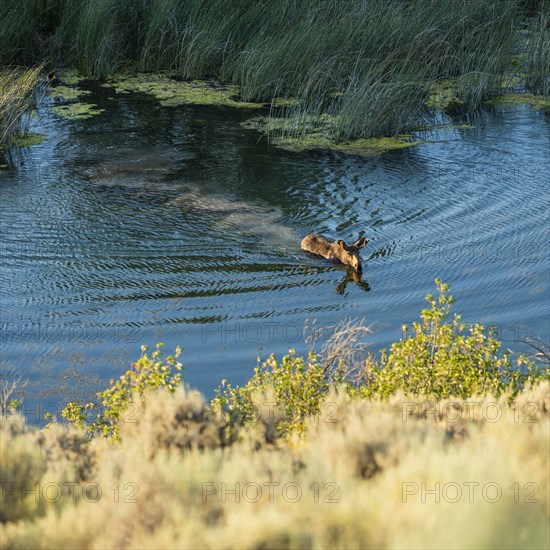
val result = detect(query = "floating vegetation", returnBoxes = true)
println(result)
[274,134,435,156]
[56,68,87,86]
[243,114,434,156]
[270,97,300,108]
[427,80,465,111]
[103,72,265,109]
[11,132,47,147]
[486,93,550,110]
[48,68,102,120]
[418,123,476,131]
[48,85,91,100]
[52,102,105,120]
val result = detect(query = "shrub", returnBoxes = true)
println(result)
[211,350,327,439]
[62,343,183,441]
[354,279,548,399]
[211,280,549,439]
[2,382,549,548]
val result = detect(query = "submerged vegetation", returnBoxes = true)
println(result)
[0,0,549,153]
[2,282,549,548]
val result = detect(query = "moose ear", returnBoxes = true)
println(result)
[336,239,346,247]
[354,237,368,249]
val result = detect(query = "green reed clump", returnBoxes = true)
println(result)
[525,6,550,94]
[1,0,547,141]
[0,0,48,66]
[0,66,41,148]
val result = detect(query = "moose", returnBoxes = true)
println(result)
[301,234,369,271]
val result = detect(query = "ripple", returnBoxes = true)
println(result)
[1,93,548,411]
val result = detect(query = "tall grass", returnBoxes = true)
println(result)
[0,0,547,141]
[0,66,41,148]
[525,5,550,95]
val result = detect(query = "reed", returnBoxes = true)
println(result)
[0,0,547,142]
[0,66,41,148]
[525,6,550,95]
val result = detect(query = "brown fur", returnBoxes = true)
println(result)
[301,234,368,271]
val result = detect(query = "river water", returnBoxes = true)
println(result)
[1,82,549,420]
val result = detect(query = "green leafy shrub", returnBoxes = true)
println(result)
[211,280,549,439]
[354,279,547,399]
[62,343,183,441]
[211,350,327,439]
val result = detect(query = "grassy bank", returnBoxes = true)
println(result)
[2,281,549,548]
[1,0,549,143]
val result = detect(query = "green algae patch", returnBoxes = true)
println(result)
[270,97,301,108]
[49,68,100,119]
[417,123,476,132]
[11,132,47,147]
[274,133,433,156]
[242,113,334,134]
[243,114,433,156]
[486,93,550,110]
[48,85,92,100]
[52,102,105,119]
[56,69,87,86]
[333,136,435,156]
[427,80,465,111]
[102,72,265,109]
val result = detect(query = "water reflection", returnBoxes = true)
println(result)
[336,268,371,296]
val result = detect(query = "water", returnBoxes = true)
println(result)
[1,83,549,420]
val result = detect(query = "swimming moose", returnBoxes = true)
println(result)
[300,234,369,271]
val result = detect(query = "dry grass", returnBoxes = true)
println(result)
[0,66,41,147]
[1,382,548,549]
[310,318,372,381]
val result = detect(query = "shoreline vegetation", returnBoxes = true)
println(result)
[2,281,549,548]
[1,0,549,159]
[0,66,42,165]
